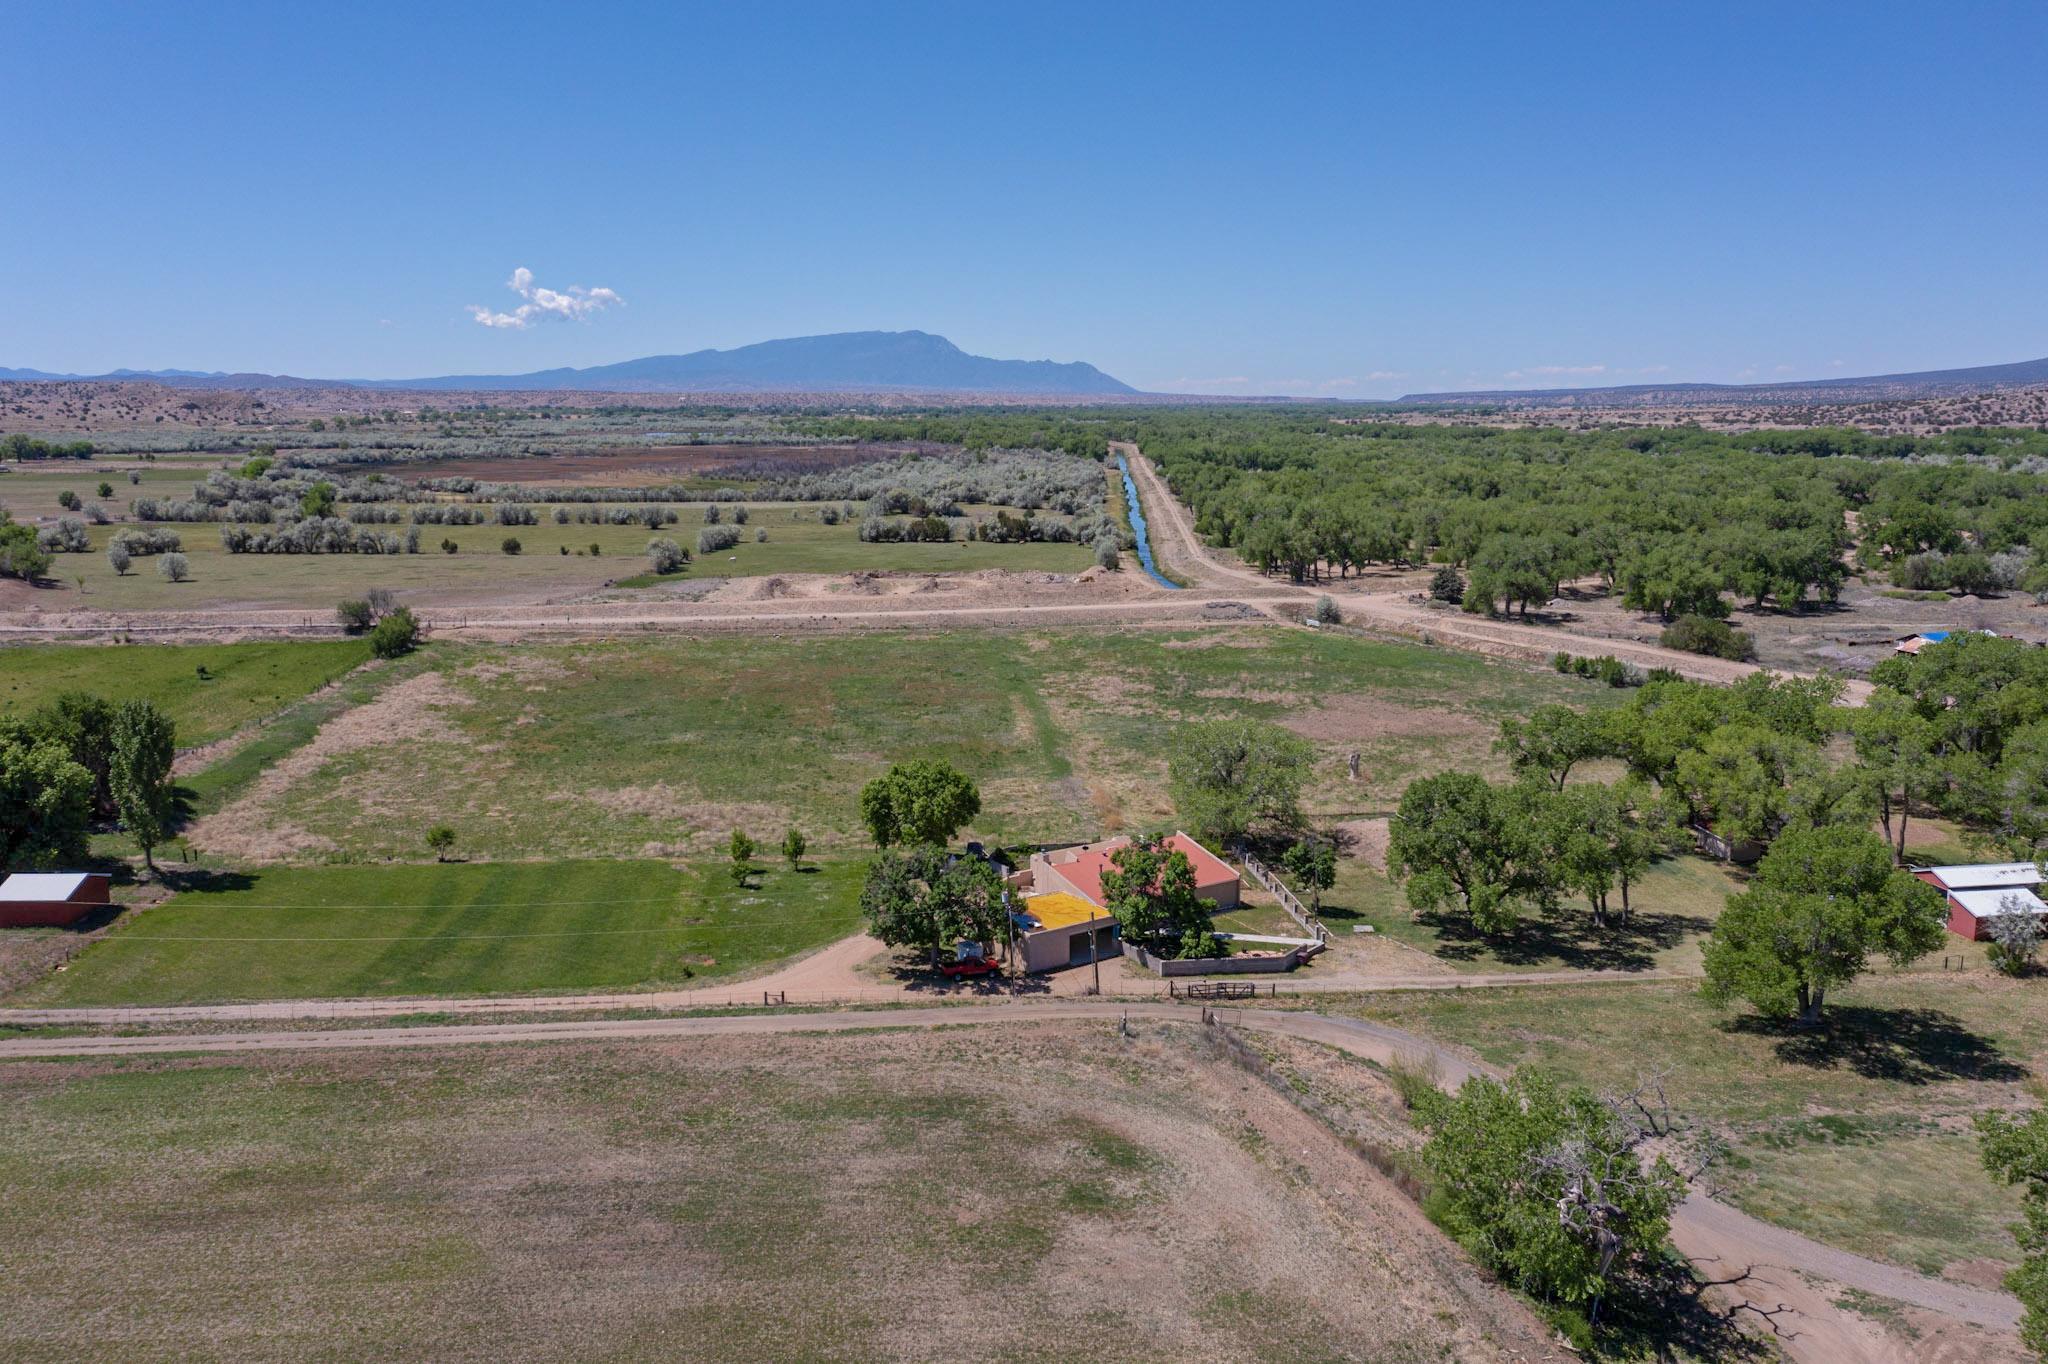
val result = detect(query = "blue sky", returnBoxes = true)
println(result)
[4,1,2044,397]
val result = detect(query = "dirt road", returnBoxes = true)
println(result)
[0,993,2017,1351]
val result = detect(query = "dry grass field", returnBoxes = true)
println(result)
[0,1022,1551,1363]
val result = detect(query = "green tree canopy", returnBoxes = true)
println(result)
[109,699,176,868]
[1495,704,1613,793]
[858,846,1007,965]
[1389,773,1556,935]
[1978,1107,2048,1357]
[1166,717,1313,846]
[0,721,94,870]
[1098,835,1210,951]
[858,759,981,850]
[1420,1069,1685,1314]
[1702,824,1946,1026]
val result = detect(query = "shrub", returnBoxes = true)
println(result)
[1313,595,1341,625]
[698,525,740,555]
[552,507,571,524]
[336,598,374,634]
[111,527,181,556]
[1893,551,1948,592]
[37,517,89,553]
[703,504,721,525]
[96,482,113,499]
[56,489,80,511]
[426,825,457,861]
[818,505,841,525]
[1659,613,1758,661]
[127,470,141,486]
[733,505,750,525]
[500,536,522,555]
[1094,534,1120,569]
[369,606,421,659]
[440,538,458,554]
[157,552,190,582]
[754,527,768,543]
[494,504,538,526]
[781,827,807,870]
[106,542,131,576]
[646,538,688,574]
[1429,565,1466,602]
[1987,900,2043,976]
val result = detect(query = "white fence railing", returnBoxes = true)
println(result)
[1239,853,1329,947]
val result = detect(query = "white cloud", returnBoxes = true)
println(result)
[1774,364,1796,374]
[468,266,625,329]
[1365,370,1408,382]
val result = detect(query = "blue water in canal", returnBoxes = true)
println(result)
[1115,454,1182,590]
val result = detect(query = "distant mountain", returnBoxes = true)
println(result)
[363,331,1134,395]
[1399,356,2048,408]
[3,331,1135,396]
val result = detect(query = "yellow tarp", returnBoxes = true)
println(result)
[1019,892,1106,932]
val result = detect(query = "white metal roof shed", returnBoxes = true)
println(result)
[0,873,96,901]
[1949,887,2048,921]
[1921,863,2042,891]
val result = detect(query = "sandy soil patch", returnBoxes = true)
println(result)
[188,670,474,859]
[1336,816,1390,871]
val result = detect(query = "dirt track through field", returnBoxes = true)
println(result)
[0,993,2018,1353]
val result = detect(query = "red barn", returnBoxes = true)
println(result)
[1912,863,2046,941]
[0,872,111,928]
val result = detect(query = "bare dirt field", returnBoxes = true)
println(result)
[0,1021,1555,1364]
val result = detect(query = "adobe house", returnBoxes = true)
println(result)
[1008,892,1120,973]
[0,872,111,928]
[1026,832,1242,911]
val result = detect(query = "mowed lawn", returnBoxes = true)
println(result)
[0,639,371,746]
[1337,974,2040,1279]
[16,859,861,1006]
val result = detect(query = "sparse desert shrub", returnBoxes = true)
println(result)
[818,505,841,525]
[552,506,571,524]
[106,542,131,576]
[111,527,181,557]
[698,524,740,554]
[733,505,750,525]
[647,538,688,574]
[501,536,522,555]
[494,504,538,526]
[157,552,190,582]
[369,606,421,659]
[703,504,721,525]
[336,599,373,633]
[754,527,768,543]
[1313,595,1341,625]
[1094,534,1120,569]
[441,538,458,554]
[1660,613,1757,661]
[1893,551,1948,592]
[127,470,141,486]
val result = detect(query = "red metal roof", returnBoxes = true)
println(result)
[1061,833,1239,906]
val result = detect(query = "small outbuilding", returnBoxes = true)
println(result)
[1010,892,1120,973]
[1913,862,2046,940]
[0,872,111,928]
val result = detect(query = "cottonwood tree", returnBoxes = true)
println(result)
[1978,1108,2048,1357]
[1419,1069,1685,1323]
[1852,691,1937,864]
[1389,773,1555,934]
[859,846,1007,966]
[1702,824,1946,1026]
[859,759,981,850]
[0,721,94,869]
[1495,705,1612,793]
[781,827,807,871]
[1166,717,1313,846]
[1099,836,1212,956]
[109,699,176,869]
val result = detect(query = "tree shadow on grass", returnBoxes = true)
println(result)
[1416,907,1713,973]
[1722,1004,2029,1086]
[1585,1259,1780,1363]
